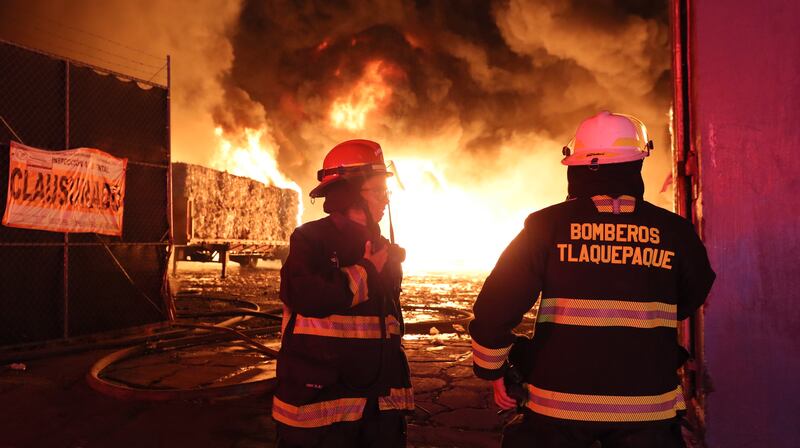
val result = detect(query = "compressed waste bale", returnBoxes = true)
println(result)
[172,163,298,244]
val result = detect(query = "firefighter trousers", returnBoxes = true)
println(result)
[501,410,685,448]
[276,398,407,448]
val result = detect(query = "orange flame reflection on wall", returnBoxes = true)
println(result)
[330,60,394,131]
[382,158,531,274]
[211,127,303,225]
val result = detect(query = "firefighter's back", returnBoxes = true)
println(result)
[524,195,706,422]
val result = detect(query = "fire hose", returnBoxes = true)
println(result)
[86,295,283,401]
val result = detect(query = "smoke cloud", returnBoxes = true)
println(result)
[1,0,673,225]
[221,0,673,217]
[0,0,242,168]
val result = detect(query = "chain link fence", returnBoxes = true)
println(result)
[0,40,171,347]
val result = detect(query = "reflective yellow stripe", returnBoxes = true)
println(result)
[378,387,415,411]
[341,265,369,307]
[293,314,401,339]
[537,298,677,329]
[471,339,512,370]
[591,195,636,213]
[272,396,366,428]
[526,384,685,422]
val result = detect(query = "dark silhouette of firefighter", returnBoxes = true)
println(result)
[273,140,413,447]
[469,111,715,447]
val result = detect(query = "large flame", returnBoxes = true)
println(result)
[325,61,563,274]
[330,60,395,131]
[382,158,539,274]
[211,126,303,225]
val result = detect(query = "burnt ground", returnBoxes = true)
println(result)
[0,262,513,448]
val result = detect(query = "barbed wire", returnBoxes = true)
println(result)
[2,9,165,61]
[2,33,166,83]
[146,62,169,83]
[7,20,163,69]
[5,36,165,84]
[0,10,167,82]
[40,14,164,61]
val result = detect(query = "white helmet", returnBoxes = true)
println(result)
[561,111,654,167]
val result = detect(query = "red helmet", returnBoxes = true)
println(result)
[309,139,393,198]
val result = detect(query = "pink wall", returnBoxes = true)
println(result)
[691,1,800,446]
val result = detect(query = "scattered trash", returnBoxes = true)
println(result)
[9,363,26,371]
[402,305,474,335]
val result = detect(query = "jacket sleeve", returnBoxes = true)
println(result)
[280,227,375,317]
[469,215,548,380]
[676,220,716,320]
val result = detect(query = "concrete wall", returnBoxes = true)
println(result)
[691,1,800,446]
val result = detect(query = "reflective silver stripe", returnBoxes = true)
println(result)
[293,314,401,339]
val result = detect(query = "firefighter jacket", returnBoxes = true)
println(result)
[273,213,414,429]
[469,194,715,423]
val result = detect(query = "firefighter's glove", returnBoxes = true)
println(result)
[492,377,517,410]
[503,364,529,411]
[363,240,388,273]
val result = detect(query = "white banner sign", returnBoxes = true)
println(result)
[2,141,127,236]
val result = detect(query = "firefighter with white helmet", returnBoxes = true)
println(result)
[469,111,715,447]
[561,111,654,167]
[274,140,413,447]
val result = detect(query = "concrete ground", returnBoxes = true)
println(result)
[0,261,698,447]
[0,265,511,447]
[0,336,506,448]
[0,348,279,448]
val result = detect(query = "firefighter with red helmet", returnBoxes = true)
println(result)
[469,112,716,447]
[273,139,413,447]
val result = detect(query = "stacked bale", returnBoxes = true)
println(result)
[174,163,298,244]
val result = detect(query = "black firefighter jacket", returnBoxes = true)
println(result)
[273,213,413,429]
[469,194,715,423]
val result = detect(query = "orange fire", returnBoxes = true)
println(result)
[381,158,541,274]
[325,62,562,274]
[211,126,303,225]
[330,60,395,131]
[324,59,573,274]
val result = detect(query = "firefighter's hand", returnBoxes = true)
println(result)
[364,241,388,273]
[492,377,517,410]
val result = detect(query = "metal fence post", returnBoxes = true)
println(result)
[164,54,176,320]
[63,59,70,339]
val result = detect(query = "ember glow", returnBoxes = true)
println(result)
[330,61,396,131]
[211,127,303,225]
[316,39,330,52]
